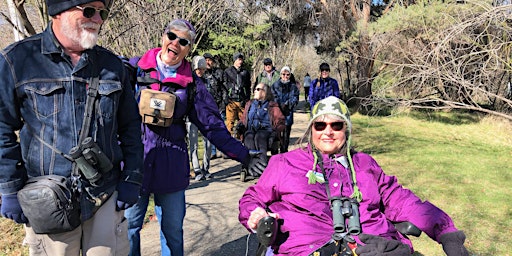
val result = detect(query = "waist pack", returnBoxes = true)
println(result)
[17,175,81,234]
[139,89,176,127]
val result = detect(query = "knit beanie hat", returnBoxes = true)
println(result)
[46,0,105,16]
[308,96,351,133]
[192,56,207,71]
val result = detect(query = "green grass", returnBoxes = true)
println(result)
[352,111,512,256]
[1,110,511,255]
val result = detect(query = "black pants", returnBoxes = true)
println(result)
[304,87,310,101]
[280,125,292,153]
[244,130,271,162]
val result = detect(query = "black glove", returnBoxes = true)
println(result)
[355,234,411,256]
[247,150,267,177]
[439,231,469,256]
[1,194,29,224]
[235,122,246,134]
[116,181,141,211]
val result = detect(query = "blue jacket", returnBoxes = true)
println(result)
[135,48,248,194]
[0,24,143,220]
[271,79,300,126]
[308,77,340,109]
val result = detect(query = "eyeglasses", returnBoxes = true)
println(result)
[282,73,291,77]
[166,32,191,47]
[75,6,109,21]
[313,121,345,131]
[254,87,264,92]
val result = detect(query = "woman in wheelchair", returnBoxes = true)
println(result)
[237,83,285,178]
[239,96,469,256]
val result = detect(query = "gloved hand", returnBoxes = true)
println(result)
[116,181,140,211]
[355,233,411,256]
[247,150,267,177]
[439,231,469,256]
[235,122,246,134]
[1,194,29,224]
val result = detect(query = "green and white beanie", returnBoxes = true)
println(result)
[309,96,352,134]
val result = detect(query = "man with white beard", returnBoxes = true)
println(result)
[0,0,143,255]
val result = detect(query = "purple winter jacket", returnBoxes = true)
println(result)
[239,147,459,255]
[136,48,249,194]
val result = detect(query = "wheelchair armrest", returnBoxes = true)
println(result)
[393,221,422,237]
[257,216,278,247]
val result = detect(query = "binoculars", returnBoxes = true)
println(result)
[331,197,361,238]
[69,137,113,187]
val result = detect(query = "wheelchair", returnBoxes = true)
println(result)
[253,216,422,256]
[237,124,280,182]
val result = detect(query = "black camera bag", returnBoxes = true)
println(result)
[17,175,80,234]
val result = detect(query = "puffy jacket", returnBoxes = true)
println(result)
[135,48,248,194]
[271,79,300,126]
[241,100,285,134]
[308,77,340,110]
[239,147,460,255]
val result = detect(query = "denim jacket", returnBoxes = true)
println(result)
[0,24,143,220]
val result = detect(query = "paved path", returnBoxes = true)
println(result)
[140,103,310,256]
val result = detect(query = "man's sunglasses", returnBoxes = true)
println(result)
[313,121,345,131]
[75,6,109,21]
[321,69,330,72]
[166,32,191,47]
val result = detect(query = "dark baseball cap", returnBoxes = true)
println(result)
[263,58,273,65]
[203,52,214,60]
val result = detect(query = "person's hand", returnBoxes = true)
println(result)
[355,233,411,256]
[439,231,469,256]
[1,194,29,224]
[247,150,267,177]
[247,206,280,230]
[116,181,140,211]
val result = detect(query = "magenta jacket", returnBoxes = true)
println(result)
[239,147,459,255]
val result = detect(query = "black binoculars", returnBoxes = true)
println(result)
[331,197,361,237]
[69,137,113,186]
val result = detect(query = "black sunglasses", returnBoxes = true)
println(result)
[254,87,264,91]
[321,69,330,72]
[313,121,345,131]
[166,32,191,47]
[75,6,109,21]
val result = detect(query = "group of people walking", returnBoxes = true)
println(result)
[0,0,469,255]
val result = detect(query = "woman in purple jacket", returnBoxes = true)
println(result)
[239,96,468,256]
[124,19,249,256]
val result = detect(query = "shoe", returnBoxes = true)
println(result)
[204,172,214,179]
[194,173,205,181]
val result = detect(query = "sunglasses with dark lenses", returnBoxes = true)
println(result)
[75,6,109,21]
[321,69,330,72]
[254,87,264,91]
[313,121,345,131]
[166,32,191,47]
[282,73,291,77]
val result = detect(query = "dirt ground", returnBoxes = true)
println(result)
[139,102,310,256]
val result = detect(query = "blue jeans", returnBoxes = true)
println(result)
[125,190,186,256]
